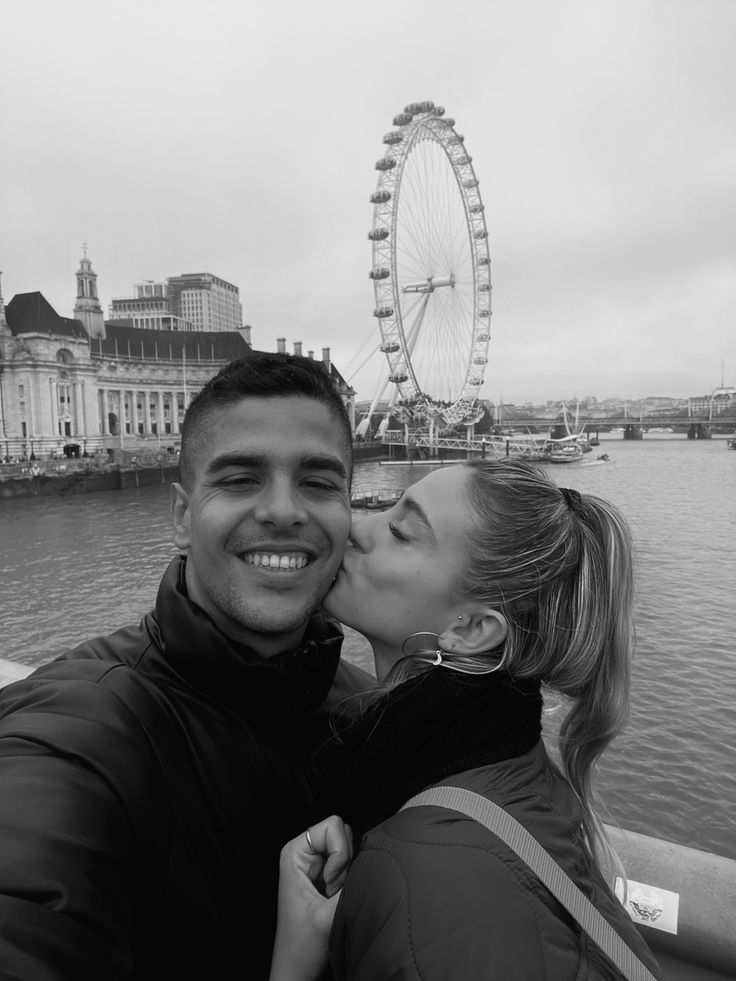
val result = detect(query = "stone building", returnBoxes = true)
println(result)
[0,252,354,462]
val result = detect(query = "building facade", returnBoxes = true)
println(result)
[0,254,354,462]
[109,271,244,334]
[166,273,243,333]
[108,280,193,332]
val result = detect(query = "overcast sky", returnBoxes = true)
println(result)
[1,0,734,404]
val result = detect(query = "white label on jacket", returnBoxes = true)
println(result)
[615,877,679,934]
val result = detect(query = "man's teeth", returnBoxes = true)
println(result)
[244,552,309,570]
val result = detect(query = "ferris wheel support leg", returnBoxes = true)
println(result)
[357,370,394,439]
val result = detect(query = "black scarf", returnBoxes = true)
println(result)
[312,668,543,841]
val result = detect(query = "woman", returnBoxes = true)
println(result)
[271,460,661,981]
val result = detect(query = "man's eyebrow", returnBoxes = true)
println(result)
[401,495,438,545]
[205,452,347,479]
[300,454,348,479]
[206,453,267,475]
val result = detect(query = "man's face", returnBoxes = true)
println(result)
[171,395,352,657]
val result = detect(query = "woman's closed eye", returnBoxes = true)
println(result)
[388,521,408,542]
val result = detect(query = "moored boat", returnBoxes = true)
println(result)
[542,439,584,464]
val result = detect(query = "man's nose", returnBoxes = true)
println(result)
[254,480,308,526]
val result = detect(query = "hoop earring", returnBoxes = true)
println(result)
[402,631,445,667]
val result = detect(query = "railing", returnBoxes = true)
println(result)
[382,431,545,455]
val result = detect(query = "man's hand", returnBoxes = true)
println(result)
[269,815,353,981]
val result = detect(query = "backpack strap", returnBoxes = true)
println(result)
[401,785,657,981]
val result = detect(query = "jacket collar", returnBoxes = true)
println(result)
[152,556,344,724]
[316,668,543,838]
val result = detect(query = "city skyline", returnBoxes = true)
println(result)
[1,0,734,405]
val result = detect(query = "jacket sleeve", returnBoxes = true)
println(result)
[0,676,167,981]
[329,832,581,981]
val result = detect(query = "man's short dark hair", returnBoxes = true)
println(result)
[179,351,353,488]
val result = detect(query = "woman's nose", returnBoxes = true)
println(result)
[348,515,373,549]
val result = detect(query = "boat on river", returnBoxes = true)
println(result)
[582,453,613,467]
[543,439,584,464]
[350,489,402,510]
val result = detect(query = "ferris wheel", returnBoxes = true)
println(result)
[369,101,491,426]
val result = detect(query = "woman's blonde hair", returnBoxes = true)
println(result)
[384,458,635,867]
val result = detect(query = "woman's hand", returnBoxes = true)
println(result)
[269,815,353,981]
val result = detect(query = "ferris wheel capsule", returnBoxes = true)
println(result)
[369,102,491,424]
[404,101,434,115]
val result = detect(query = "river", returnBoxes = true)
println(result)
[1,435,734,858]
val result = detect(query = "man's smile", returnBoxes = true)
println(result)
[241,551,310,571]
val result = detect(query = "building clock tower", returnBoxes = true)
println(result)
[73,244,106,339]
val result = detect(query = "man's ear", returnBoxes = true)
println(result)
[438,608,507,655]
[171,483,191,550]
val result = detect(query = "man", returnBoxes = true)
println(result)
[0,352,357,980]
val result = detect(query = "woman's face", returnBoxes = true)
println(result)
[325,466,474,677]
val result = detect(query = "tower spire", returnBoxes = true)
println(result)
[74,246,106,339]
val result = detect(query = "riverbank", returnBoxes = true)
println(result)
[4,435,734,500]
[0,458,179,498]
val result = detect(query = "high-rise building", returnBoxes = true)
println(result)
[166,273,243,333]
[109,273,244,333]
[109,281,193,331]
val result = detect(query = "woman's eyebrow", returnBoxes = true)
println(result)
[401,496,438,545]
